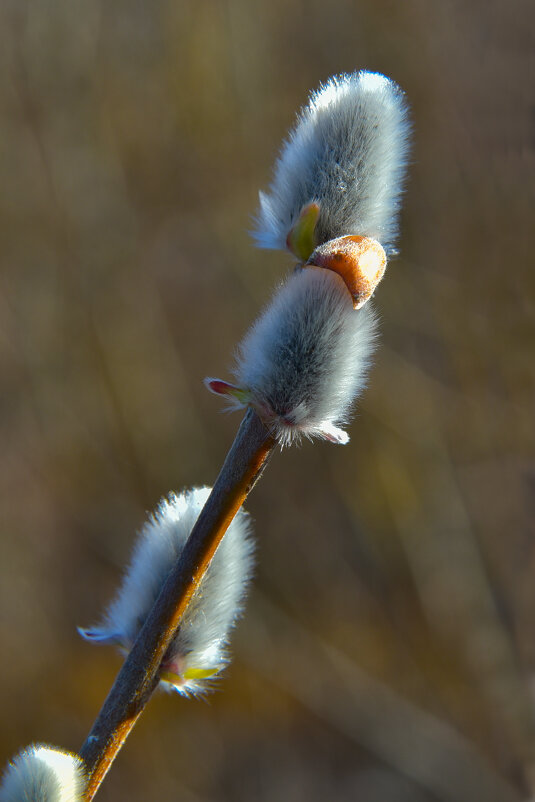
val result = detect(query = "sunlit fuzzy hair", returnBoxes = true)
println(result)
[0,745,85,802]
[207,267,377,446]
[79,487,255,697]
[253,70,410,256]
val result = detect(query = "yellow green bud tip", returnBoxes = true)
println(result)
[286,202,320,261]
[183,667,220,680]
[160,667,219,685]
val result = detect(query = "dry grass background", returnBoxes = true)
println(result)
[0,0,534,800]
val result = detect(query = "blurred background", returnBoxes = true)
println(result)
[0,0,533,799]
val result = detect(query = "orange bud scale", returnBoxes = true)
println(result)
[306,235,387,309]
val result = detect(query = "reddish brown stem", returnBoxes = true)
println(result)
[80,408,276,799]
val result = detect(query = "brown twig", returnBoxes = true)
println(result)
[79,408,276,800]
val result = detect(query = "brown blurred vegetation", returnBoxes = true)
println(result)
[0,0,534,800]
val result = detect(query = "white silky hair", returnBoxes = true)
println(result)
[235,267,377,445]
[0,745,84,802]
[79,487,255,696]
[253,71,411,256]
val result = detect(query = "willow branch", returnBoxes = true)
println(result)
[79,408,276,800]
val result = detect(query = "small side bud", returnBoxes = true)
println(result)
[204,378,251,408]
[307,235,387,309]
[80,487,255,697]
[0,745,85,802]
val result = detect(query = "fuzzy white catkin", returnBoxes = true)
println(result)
[80,487,255,696]
[254,70,410,255]
[0,745,85,802]
[234,266,377,445]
